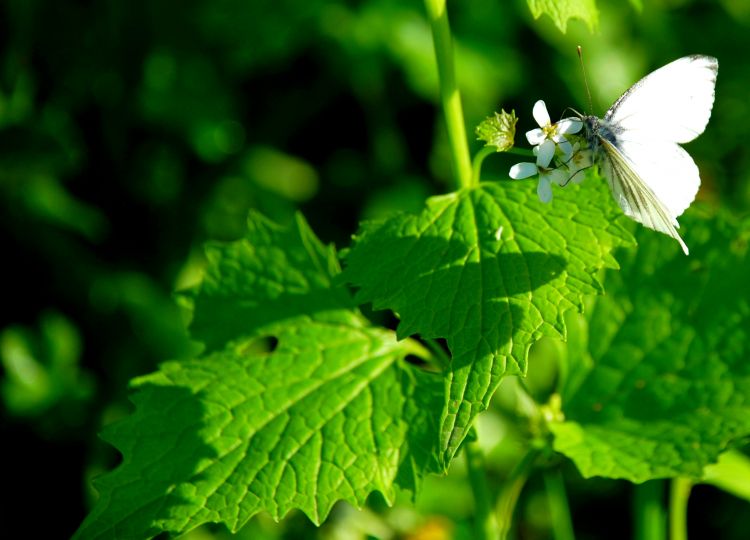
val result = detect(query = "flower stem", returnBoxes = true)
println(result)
[634,481,667,540]
[465,439,498,540]
[497,447,540,539]
[669,478,692,540]
[424,0,473,190]
[472,146,495,184]
[543,468,576,540]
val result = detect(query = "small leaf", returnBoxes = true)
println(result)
[526,0,599,32]
[75,214,443,539]
[342,180,632,465]
[551,213,750,482]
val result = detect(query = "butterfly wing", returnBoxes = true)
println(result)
[605,55,718,144]
[595,55,718,254]
[598,137,690,255]
[609,134,701,219]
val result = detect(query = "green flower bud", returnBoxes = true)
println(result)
[475,109,518,152]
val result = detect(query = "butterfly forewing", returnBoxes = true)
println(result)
[605,55,718,144]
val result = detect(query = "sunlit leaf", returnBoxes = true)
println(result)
[74,214,442,539]
[342,180,632,464]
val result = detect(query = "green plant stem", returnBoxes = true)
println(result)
[424,0,472,189]
[634,481,667,540]
[465,439,498,540]
[471,146,495,184]
[669,478,692,540]
[497,448,540,540]
[543,469,576,540]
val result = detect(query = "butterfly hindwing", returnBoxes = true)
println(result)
[599,137,690,255]
[610,134,701,219]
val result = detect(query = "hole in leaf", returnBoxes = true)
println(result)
[266,336,279,352]
[238,335,280,356]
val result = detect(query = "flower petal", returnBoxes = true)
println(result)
[568,148,593,183]
[532,100,551,127]
[547,168,569,186]
[525,128,545,146]
[537,175,553,203]
[536,139,555,168]
[557,139,573,161]
[509,162,538,179]
[557,118,583,134]
[571,170,586,184]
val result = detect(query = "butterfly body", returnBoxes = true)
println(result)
[582,116,620,148]
[579,55,718,255]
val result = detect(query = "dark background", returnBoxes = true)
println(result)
[1,0,748,538]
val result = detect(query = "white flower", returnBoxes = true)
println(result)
[509,143,568,203]
[525,100,583,160]
[565,143,593,184]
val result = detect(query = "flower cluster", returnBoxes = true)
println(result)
[509,100,593,203]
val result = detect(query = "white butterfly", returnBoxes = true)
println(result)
[581,55,718,255]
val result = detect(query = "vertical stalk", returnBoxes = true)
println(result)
[465,439,498,540]
[634,481,667,540]
[669,478,692,540]
[497,448,539,540]
[543,469,576,540]
[423,0,473,189]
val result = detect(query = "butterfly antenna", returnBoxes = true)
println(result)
[577,46,594,113]
[560,106,584,119]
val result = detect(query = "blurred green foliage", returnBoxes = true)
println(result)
[1,312,93,428]
[1,0,749,538]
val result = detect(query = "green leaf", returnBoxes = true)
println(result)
[75,213,443,539]
[551,212,750,482]
[526,0,599,32]
[189,213,352,351]
[342,180,631,464]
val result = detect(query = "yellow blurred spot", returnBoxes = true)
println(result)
[404,516,453,540]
